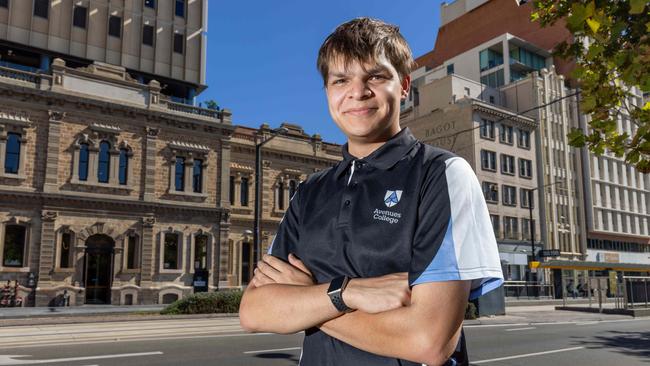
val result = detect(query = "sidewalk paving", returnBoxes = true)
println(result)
[0,303,640,328]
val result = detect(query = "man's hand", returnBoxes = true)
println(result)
[252,254,314,287]
[342,273,411,314]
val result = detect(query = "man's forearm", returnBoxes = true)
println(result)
[239,283,341,334]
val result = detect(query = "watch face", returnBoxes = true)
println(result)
[328,276,346,294]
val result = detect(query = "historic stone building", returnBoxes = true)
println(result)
[0,59,233,306]
[226,124,341,287]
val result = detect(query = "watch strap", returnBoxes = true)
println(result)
[327,275,352,312]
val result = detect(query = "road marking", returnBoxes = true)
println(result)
[575,321,599,325]
[244,347,302,354]
[471,346,585,364]
[0,352,162,365]
[504,327,536,332]
[0,332,283,350]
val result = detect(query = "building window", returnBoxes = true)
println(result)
[175,0,185,17]
[73,6,87,28]
[126,235,139,269]
[78,143,89,181]
[108,16,121,38]
[163,232,180,270]
[499,125,513,144]
[518,129,530,148]
[0,0,8,8]
[521,188,534,208]
[174,157,185,191]
[192,159,203,193]
[59,231,72,268]
[142,25,154,46]
[229,176,235,205]
[480,119,495,139]
[446,64,454,75]
[277,181,285,210]
[479,48,504,71]
[503,185,517,206]
[118,148,129,185]
[413,87,419,107]
[482,181,499,203]
[490,215,500,238]
[504,216,518,240]
[4,132,20,174]
[97,141,111,183]
[522,218,534,240]
[173,33,184,54]
[240,177,249,206]
[481,150,496,171]
[519,158,532,178]
[33,0,48,18]
[194,234,208,270]
[3,225,26,267]
[144,0,155,8]
[289,179,298,199]
[480,69,505,88]
[501,154,515,175]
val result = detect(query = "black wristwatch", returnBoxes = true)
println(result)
[327,275,353,312]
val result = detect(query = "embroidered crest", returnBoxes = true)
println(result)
[384,190,403,208]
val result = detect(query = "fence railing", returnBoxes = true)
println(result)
[504,281,554,299]
[623,276,650,309]
[166,101,223,120]
[0,64,46,88]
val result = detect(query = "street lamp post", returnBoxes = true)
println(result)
[527,179,565,272]
[254,127,288,265]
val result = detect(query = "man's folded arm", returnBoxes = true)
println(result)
[320,280,470,366]
[239,282,341,335]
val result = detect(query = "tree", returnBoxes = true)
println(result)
[531,0,650,173]
[203,100,220,111]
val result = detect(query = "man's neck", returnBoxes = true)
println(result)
[347,126,402,159]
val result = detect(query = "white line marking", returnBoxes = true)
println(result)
[243,347,302,354]
[0,352,162,365]
[505,327,536,332]
[472,346,585,364]
[0,332,282,350]
[575,321,599,325]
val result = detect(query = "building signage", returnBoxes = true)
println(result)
[539,249,560,257]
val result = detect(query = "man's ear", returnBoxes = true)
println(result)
[400,75,411,101]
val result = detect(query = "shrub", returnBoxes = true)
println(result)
[464,302,478,320]
[161,290,243,315]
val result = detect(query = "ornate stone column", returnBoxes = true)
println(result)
[43,111,65,193]
[143,127,159,201]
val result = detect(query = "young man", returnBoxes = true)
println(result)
[239,17,503,365]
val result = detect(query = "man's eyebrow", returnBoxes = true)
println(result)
[366,66,390,74]
[328,71,348,78]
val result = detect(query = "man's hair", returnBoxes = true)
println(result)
[317,17,414,86]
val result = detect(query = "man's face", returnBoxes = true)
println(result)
[325,54,409,144]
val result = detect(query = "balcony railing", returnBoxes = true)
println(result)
[166,101,223,120]
[0,63,47,88]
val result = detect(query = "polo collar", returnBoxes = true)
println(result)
[335,127,419,178]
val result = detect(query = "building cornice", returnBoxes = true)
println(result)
[471,99,538,130]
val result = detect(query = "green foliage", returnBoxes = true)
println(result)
[532,0,650,173]
[203,99,220,110]
[160,290,243,315]
[465,302,478,320]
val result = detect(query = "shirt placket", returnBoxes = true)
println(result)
[337,160,363,227]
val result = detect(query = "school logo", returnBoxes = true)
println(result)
[384,190,403,208]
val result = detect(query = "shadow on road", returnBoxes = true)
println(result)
[574,330,650,362]
[254,352,299,364]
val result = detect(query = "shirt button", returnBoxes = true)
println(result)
[355,161,363,169]
[344,200,351,206]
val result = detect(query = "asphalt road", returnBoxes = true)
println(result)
[0,316,648,365]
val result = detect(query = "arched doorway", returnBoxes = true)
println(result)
[84,234,115,304]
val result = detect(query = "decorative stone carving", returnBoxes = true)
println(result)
[142,216,156,228]
[146,127,160,138]
[41,211,58,222]
[48,110,66,121]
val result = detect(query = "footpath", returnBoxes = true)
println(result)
[0,302,644,327]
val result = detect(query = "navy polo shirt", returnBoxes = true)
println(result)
[270,128,503,365]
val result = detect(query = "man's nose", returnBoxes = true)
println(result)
[348,79,372,99]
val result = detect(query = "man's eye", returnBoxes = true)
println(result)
[331,79,346,85]
[369,74,387,81]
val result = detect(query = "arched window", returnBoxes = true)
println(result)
[194,234,208,270]
[192,159,203,193]
[78,143,89,181]
[4,133,21,174]
[277,181,285,210]
[175,157,185,191]
[98,141,110,183]
[118,148,129,185]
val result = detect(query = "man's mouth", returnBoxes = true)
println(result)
[344,107,378,116]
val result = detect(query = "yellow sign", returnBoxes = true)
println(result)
[529,261,541,268]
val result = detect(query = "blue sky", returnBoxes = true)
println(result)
[198,0,442,145]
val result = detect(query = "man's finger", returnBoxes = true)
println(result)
[257,260,281,280]
[253,268,276,286]
[288,253,312,275]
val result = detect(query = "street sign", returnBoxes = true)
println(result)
[539,249,560,257]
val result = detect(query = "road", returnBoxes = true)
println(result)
[0,316,648,365]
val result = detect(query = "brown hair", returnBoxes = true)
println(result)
[317,17,414,86]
